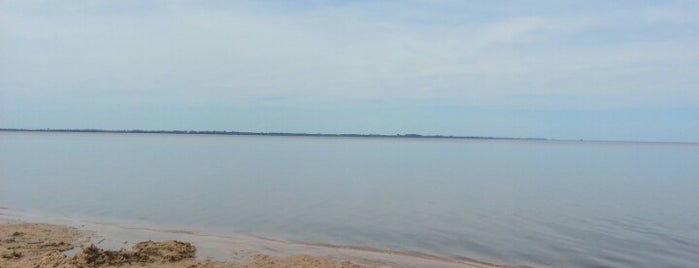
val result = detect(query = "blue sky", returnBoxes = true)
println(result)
[1,0,698,142]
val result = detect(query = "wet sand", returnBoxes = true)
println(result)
[0,208,523,268]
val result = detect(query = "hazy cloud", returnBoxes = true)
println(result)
[1,0,698,141]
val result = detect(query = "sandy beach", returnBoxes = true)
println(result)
[0,208,520,268]
[0,222,373,268]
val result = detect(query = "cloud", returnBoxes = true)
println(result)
[1,0,698,110]
[638,1,699,24]
[1,1,698,141]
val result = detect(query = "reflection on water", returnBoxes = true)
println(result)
[1,132,698,267]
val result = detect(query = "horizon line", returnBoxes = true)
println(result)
[0,127,543,141]
[1,128,698,145]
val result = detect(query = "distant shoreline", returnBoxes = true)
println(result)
[0,128,546,141]
[2,128,698,145]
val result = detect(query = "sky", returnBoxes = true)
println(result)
[1,0,698,142]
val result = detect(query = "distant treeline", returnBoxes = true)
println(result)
[0,128,547,141]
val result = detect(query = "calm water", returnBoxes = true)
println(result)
[1,132,698,267]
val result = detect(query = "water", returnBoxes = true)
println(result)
[1,131,698,267]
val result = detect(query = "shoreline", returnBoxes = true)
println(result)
[0,207,523,268]
[0,128,547,142]
[4,128,698,146]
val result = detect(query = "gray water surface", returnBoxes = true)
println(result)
[1,132,698,267]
